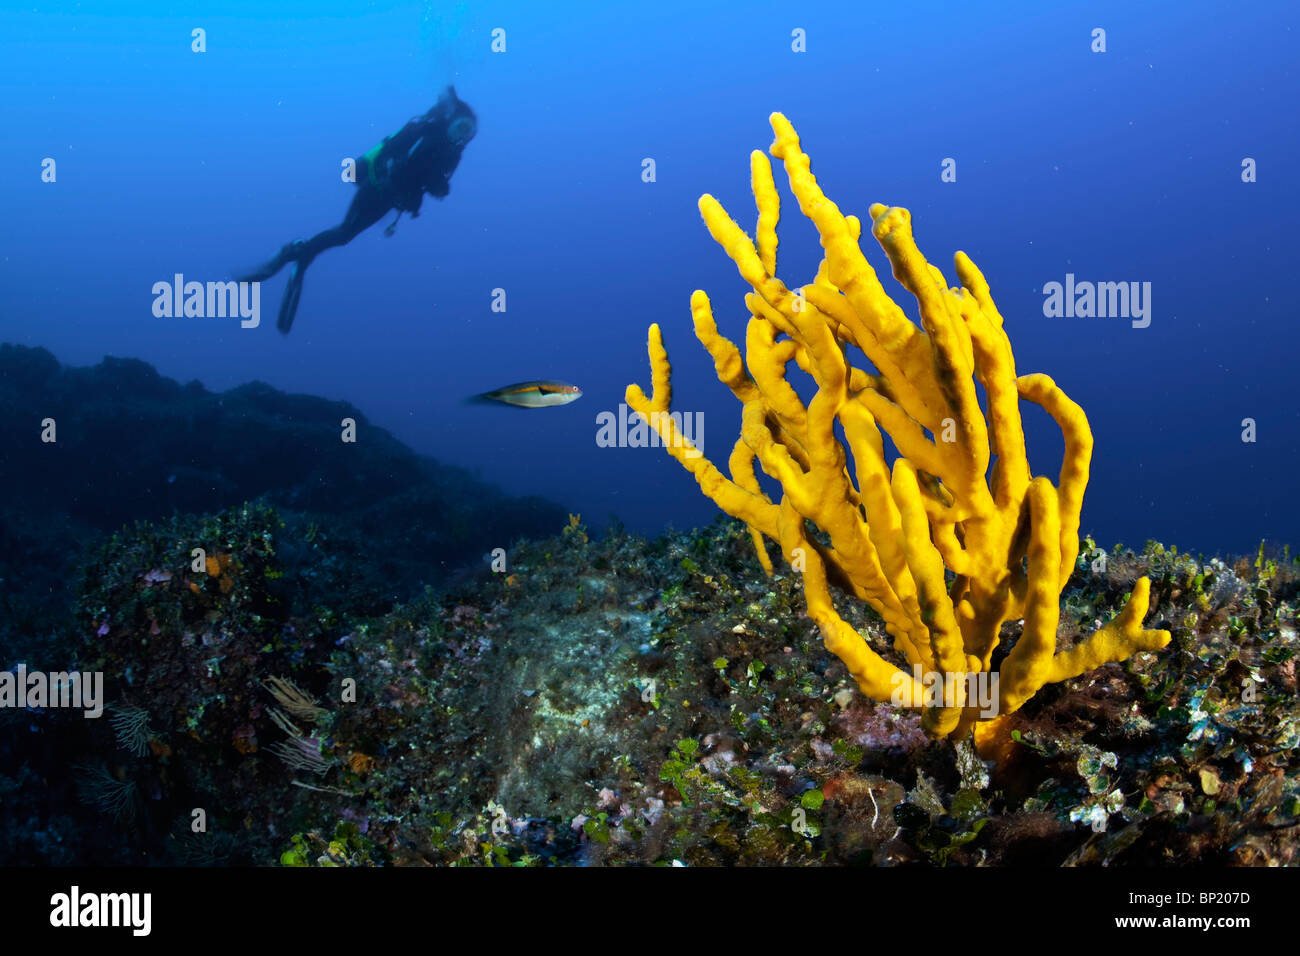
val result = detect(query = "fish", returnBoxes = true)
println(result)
[468,380,582,408]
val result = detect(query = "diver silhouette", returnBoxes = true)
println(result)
[238,86,477,333]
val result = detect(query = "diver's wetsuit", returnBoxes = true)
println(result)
[238,86,477,333]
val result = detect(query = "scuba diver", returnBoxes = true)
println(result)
[238,86,477,333]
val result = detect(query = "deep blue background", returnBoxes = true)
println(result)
[2,0,1296,556]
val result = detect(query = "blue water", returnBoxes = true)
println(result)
[2,0,1296,556]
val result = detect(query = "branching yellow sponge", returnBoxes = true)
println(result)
[627,114,1170,738]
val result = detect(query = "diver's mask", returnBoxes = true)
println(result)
[448,114,476,147]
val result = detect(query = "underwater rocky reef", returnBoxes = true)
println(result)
[1,348,1297,867]
[2,488,1296,865]
[0,344,568,660]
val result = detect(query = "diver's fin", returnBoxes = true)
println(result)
[277,259,309,334]
[234,258,278,283]
[237,239,305,284]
